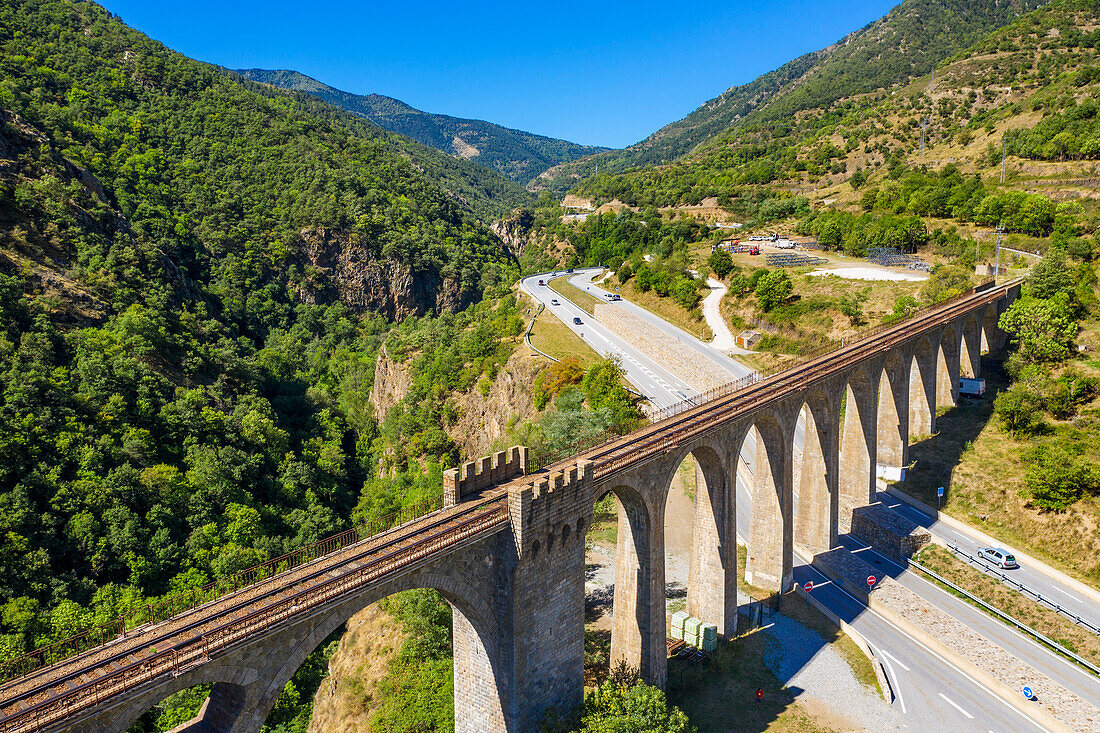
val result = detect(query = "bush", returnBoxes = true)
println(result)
[754,270,793,312]
[1021,445,1098,512]
[994,385,1040,436]
[707,249,735,278]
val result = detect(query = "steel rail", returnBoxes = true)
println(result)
[0,501,508,733]
[0,278,1019,731]
[0,496,508,726]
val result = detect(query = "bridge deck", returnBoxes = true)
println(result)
[0,279,1017,733]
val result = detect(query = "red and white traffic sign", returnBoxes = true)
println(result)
[803,581,813,592]
[866,575,877,589]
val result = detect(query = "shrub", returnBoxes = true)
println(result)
[1021,445,1098,512]
[707,249,735,278]
[994,385,1040,436]
[754,270,793,312]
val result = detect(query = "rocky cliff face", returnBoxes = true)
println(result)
[368,339,542,459]
[368,344,412,422]
[489,209,534,256]
[449,347,541,457]
[294,226,477,321]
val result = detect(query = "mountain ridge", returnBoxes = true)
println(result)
[235,68,610,185]
[537,0,1049,195]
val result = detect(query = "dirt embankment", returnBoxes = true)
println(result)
[308,603,406,733]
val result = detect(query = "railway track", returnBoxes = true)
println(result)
[0,278,1017,732]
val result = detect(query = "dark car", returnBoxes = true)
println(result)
[572,317,583,325]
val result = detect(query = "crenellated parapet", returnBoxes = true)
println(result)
[508,460,591,558]
[443,445,528,506]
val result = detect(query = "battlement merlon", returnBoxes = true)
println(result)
[508,459,592,556]
[443,445,528,507]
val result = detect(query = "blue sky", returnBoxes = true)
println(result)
[98,1,898,148]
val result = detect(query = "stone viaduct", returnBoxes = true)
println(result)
[0,281,1018,733]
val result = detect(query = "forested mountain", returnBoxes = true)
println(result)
[537,0,1048,194]
[236,68,610,185]
[572,0,1100,210]
[0,0,531,672]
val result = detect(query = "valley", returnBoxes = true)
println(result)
[1,0,1100,731]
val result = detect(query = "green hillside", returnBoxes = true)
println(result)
[0,0,531,671]
[237,68,610,185]
[537,0,1047,196]
[573,0,1100,212]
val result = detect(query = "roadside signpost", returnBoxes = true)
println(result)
[803,581,813,593]
[867,575,876,591]
[937,486,944,509]
[1022,685,1034,700]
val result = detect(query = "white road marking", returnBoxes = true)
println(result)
[795,561,1041,731]
[881,649,911,672]
[878,652,907,714]
[1051,586,1084,603]
[939,692,974,719]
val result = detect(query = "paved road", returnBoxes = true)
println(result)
[791,559,1046,733]
[565,270,754,380]
[877,489,1100,634]
[520,270,698,409]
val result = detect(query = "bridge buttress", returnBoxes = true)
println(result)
[876,349,911,481]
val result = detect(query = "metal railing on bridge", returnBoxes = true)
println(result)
[0,495,442,686]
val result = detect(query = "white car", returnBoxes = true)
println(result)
[977,547,1018,569]
[550,299,560,306]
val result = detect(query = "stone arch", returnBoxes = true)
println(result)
[877,350,910,481]
[909,336,937,438]
[590,482,664,688]
[960,314,982,379]
[839,363,879,527]
[653,437,739,638]
[794,389,839,555]
[937,324,961,409]
[744,409,794,593]
[98,565,505,733]
[981,303,1003,354]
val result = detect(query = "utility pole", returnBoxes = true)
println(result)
[1000,136,1007,184]
[994,226,1004,282]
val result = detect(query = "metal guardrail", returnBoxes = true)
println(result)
[642,372,763,422]
[906,556,1100,677]
[524,303,561,363]
[945,542,1100,637]
[0,276,1022,726]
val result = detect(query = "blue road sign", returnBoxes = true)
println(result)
[937,486,945,498]
[1022,686,1033,700]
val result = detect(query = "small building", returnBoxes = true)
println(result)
[735,330,762,349]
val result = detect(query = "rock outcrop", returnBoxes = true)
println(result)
[489,209,534,256]
[449,348,541,458]
[294,226,477,321]
[369,344,413,422]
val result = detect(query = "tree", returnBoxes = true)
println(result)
[754,270,793,311]
[707,249,734,279]
[571,673,696,733]
[994,385,1039,436]
[998,293,1077,365]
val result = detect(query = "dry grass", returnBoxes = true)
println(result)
[308,603,405,733]
[913,544,1100,666]
[668,630,836,733]
[607,275,712,340]
[894,354,1100,590]
[526,307,601,368]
